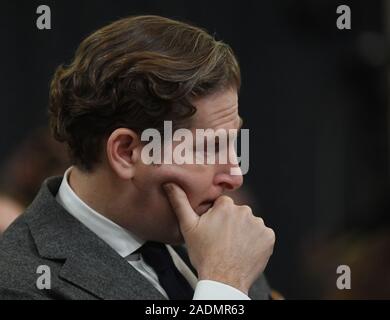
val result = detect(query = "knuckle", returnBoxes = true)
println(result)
[266,227,276,243]
[256,217,264,225]
[253,216,264,227]
[240,205,253,215]
[216,195,233,207]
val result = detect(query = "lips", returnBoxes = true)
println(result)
[197,200,215,215]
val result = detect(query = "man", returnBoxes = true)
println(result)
[0,15,275,300]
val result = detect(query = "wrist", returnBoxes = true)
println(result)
[198,271,249,295]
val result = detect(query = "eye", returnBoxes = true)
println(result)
[193,136,224,155]
[214,139,220,154]
[205,137,221,154]
[214,142,219,153]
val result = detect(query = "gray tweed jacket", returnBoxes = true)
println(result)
[0,177,271,300]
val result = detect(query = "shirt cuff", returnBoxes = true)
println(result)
[193,280,251,300]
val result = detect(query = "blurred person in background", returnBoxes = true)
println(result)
[0,197,23,235]
[302,225,390,299]
[0,126,69,235]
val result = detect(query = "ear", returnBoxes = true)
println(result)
[106,128,141,179]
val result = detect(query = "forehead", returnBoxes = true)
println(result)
[190,88,239,130]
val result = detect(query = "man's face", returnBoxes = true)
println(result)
[130,88,244,244]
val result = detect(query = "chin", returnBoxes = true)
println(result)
[170,234,185,246]
[163,225,185,245]
[168,232,185,246]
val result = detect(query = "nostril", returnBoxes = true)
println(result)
[220,182,235,191]
[214,171,243,191]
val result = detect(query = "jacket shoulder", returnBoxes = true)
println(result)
[0,217,54,299]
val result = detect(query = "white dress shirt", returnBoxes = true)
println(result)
[55,167,250,300]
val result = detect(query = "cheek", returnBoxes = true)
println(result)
[151,164,214,205]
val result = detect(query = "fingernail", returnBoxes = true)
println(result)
[163,183,173,193]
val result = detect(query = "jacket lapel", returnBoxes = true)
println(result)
[25,176,166,300]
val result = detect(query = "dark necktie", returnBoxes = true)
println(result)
[137,241,194,300]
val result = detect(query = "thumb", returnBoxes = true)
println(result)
[163,183,199,233]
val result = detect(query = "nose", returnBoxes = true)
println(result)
[214,166,243,191]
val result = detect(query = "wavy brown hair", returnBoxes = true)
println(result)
[49,15,241,172]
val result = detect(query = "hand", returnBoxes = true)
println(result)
[163,183,275,295]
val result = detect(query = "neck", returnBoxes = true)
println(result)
[68,165,134,229]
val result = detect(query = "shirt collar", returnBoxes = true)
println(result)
[55,166,144,258]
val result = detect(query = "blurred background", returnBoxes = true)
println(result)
[0,0,389,299]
